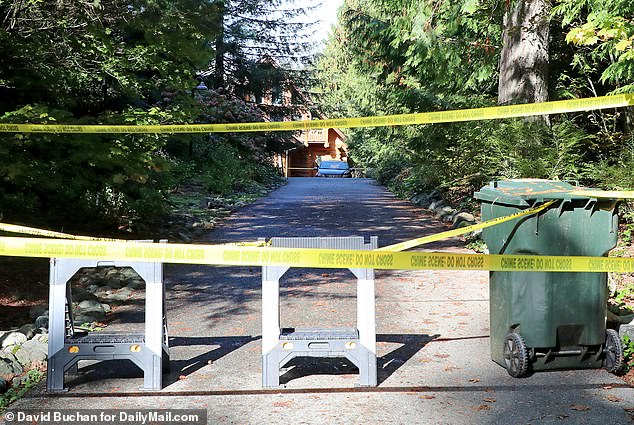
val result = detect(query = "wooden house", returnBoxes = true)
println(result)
[245,57,348,177]
[283,127,348,177]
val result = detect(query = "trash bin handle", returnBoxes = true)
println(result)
[489,197,500,217]
[556,199,569,217]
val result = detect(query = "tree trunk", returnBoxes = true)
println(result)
[214,1,226,88]
[498,0,550,107]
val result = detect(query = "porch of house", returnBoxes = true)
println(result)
[275,128,348,177]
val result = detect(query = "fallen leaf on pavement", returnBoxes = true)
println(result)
[419,395,436,400]
[570,404,591,411]
[273,401,294,408]
[468,378,480,383]
[606,394,622,403]
[472,404,490,411]
[483,398,496,403]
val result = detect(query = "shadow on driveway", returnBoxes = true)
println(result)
[279,333,438,386]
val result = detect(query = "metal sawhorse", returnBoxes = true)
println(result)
[262,236,378,388]
[47,257,169,391]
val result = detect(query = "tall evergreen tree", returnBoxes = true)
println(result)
[498,0,551,106]
[210,0,321,92]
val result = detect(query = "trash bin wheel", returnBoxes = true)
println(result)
[603,329,624,373]
[503,332,529,378]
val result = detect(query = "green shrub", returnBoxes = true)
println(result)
[0,370,44,412]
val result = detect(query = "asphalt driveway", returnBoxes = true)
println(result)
[6,178,634,424]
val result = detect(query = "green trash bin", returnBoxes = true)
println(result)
[474,179,624,377]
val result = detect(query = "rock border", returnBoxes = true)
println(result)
[409,192,477,229]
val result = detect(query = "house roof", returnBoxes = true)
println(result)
[331,127,346,140]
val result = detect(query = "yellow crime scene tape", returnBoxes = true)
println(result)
[379,187,634,253]
[0,223,123,241]
[0,222,269,246]
[0,191,630,272]
[0,94,632,134]
[378,200,556,252]
[0,200,554,251]
[0,94,632,272]
[0,235,633,273]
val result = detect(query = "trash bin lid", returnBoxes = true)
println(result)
[474,179,599,206]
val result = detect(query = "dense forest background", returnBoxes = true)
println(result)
[315,0,634,212]
[0,0,633,233]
